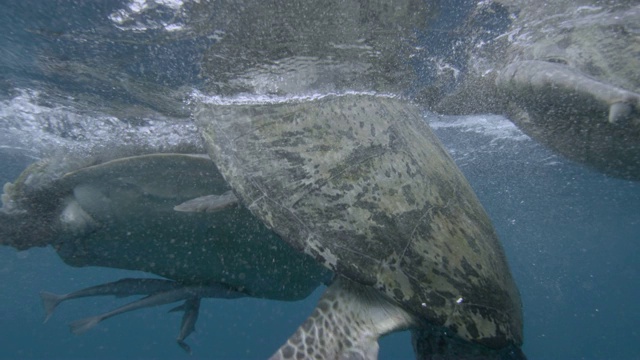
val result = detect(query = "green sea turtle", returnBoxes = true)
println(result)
[1,0,528,357]
[2,94,526,358]
[0,151,331,351]
[195,93,524,359]
[187,0,637,183]
[1,152,330,298]
[422,0,640,180]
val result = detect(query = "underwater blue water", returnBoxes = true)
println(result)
[2,114,639,359]
[1,1,639,359]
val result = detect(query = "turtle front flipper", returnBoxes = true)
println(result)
[497,60,639,125]
[495,60,640,180]
[270,277,416,360]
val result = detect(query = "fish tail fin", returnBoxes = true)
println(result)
[69,316,102,335]
[177,339,193,355]
[40,291,64,323]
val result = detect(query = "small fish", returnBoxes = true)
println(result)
[173,191,239,213]
[68,283,245,336]
[170,297,202,354]
[40,278,181,323]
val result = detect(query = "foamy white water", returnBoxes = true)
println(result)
[0,89,202,160]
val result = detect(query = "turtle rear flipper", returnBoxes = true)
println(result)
[270,277,416,360]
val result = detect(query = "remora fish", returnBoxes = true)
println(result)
[40,278,182,323]
[68,283,245,336]
[170,297,202,354]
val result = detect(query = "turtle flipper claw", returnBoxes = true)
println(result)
[609,102,634,125]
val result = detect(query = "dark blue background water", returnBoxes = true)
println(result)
[1,1,639,359]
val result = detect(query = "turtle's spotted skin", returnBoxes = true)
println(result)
[197,93,523,350]
[271,277,416,360]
